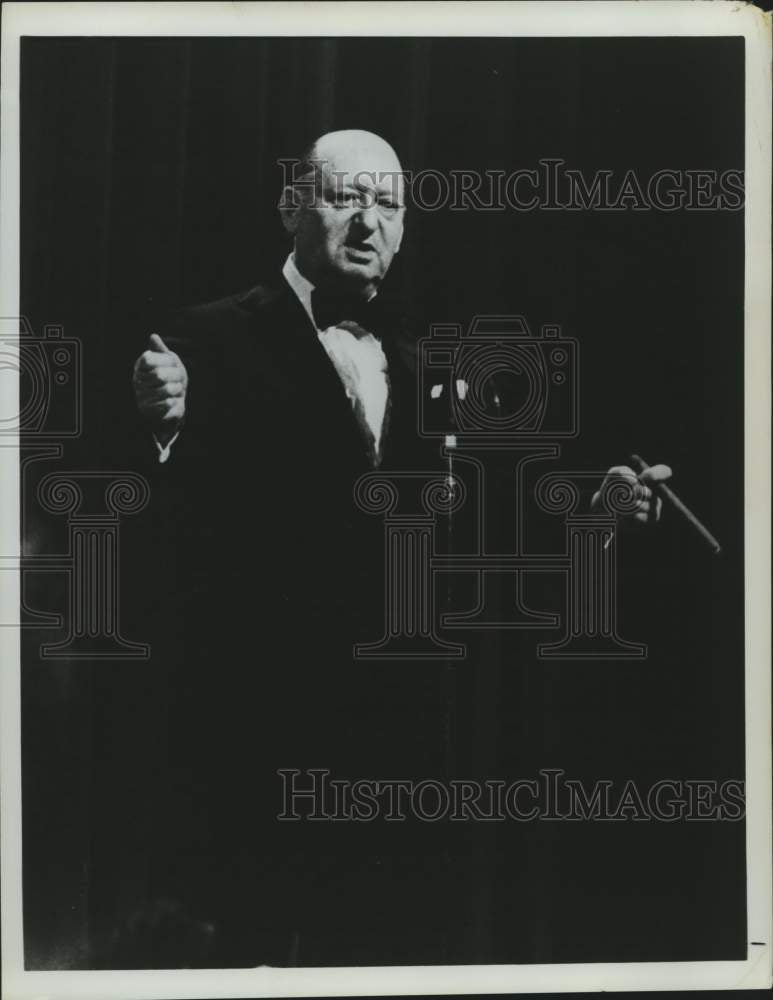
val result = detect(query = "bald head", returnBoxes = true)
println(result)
[280,129,406,297]
[305,129,403,179]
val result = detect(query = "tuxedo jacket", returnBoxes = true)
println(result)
[138,275,448,806]
[161,276,428,474]
[149,275,436,635]
[129,277,464,962]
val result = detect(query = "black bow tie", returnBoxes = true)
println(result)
[311,288,378,333]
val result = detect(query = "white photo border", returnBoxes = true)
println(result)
[1,2,770,996]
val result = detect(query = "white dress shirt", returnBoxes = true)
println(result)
[154,254,390,465]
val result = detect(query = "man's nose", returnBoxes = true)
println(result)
[352,201,379,233]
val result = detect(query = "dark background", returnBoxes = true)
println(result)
[20,37,745,969]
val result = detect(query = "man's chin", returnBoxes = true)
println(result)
[328,259,382,290]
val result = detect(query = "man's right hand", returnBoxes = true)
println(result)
[132,333,188,446]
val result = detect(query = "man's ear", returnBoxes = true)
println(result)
[278,185,301,235]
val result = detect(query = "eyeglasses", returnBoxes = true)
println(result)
[323,188,404,220]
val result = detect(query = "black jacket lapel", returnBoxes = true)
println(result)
[237,278,373,472]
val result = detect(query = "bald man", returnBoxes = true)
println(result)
[129,131,446,965]
[128,130,671,966]
[132,130,430,634]
[134,128,670,513]
[134,130,409,467]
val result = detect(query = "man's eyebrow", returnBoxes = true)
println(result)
[363,178,404,197]
[330,179,403,198]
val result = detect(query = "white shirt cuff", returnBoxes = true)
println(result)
[153,430,180,464]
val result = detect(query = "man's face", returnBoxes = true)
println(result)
[285,138,405,296]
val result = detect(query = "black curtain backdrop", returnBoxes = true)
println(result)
[20,36,745,969]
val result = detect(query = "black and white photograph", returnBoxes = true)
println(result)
[1,2,770,997]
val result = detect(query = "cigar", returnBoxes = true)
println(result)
[630,454,721,555]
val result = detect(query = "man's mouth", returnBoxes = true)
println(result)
[345,243,376,261]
